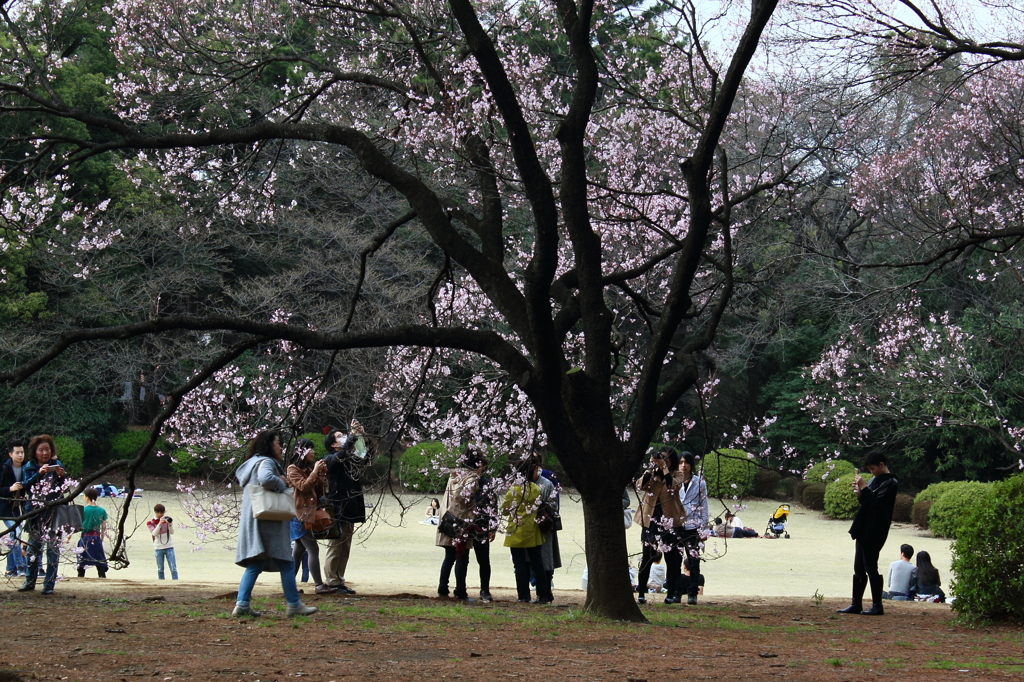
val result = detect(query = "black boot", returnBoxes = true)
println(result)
[837,575,867,614]
[862,575,885,615]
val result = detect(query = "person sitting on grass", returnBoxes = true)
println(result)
[883,544,915,601]
[725,511,759,538]
[422,498,441,525]
[646,551,667,593]
[910,551,945,603]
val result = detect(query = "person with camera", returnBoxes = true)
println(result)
[633,447,686,605]
[286,438,336,595]
[147,503,178,580]
[18,435,66,594]
[322,420,368,595]
[435,447,485,601]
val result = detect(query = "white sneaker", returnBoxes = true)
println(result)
[285,602,318,617]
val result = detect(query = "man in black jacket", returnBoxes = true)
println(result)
[1,439,28,577]
[322,422,367,594]
[838,451,899,616]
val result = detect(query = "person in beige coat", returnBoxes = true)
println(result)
[633,447,687,604]
[435,448,484,600]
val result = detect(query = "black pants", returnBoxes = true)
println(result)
[853,539,881,580]
[473,539,491,592]
[678,528,703,597]
[510,545,549,601]
[637,531,682,597]
[439,545,469,597]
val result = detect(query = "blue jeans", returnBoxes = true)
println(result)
[25,527,60,590]
[3,519,27,575]
[236,559,301,608]
[155,547,178,579]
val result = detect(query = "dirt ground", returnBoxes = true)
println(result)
[1,584,1022,682]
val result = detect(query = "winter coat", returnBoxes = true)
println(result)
[21,458,66,520]
[323,435,367,524]
[0,458,25,519]
[537,473,562,571]
[502,481,543,548]
[634,469,686,528]
[234,456,293,569]
[848,472,899,549]
[679,475,709,531]
[435,468,479,548]
[286,463,327,526]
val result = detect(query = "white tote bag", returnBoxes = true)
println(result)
[247,459,296,521]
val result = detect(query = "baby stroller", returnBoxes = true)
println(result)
[765,504,791,538]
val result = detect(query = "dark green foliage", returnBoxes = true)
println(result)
[912,500,933,528]
[398,441,458,493]
[802,482,827,511]
[107,431,183,475]
[793,479,809,503]
[915,481,958,504]
[824,473,872,519]
[950,473,1024,622]
[298,432,328,458]
[893,493,914,523]
[753,468,781,498]
[773,477,796,501]
[929,482,993,539]
[805,460,855,485]
[52,436,84,477]
[701,449,757,498]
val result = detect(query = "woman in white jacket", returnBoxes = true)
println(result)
[677,451,709,605]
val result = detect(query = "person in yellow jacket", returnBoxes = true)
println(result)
[502,458,552,603]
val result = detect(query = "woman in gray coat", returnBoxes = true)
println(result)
[232,430,318,618]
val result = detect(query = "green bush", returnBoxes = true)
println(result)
[805,459,856,485]
[793,479,809,503]
[929,481,993,539]
[893,493,914,523]
[802,482,827,511]
[823,473,873,519]
[108,430,184,475]
[399,441,459,493]
[773,477,796,501]
[915,481,958,504]
[950,473,1024,623]
[297,432,328,458]
[912,500,933,528]
[700,449,757,497]
[52,436,84,477]
[753,468,781,498]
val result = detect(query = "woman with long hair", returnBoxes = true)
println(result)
[912,551,945,602]
[232,430,318,617]
[634,447,686,604]
[18,435,66,594]
[286,438,336,594]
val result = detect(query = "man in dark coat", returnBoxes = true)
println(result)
[322,422,368,594]
[838,451,899,616]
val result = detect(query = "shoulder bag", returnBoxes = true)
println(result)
[248,459,296,521]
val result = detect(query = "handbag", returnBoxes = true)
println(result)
[438,510,464,538]
[304,508,333,534]
[536,500,558,534]
[51,503,84,533]
[247,459,296,521]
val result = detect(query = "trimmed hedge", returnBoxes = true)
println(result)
[753,468,781,498]
[701,449,757,498]
[52,436,84,477]
[802,482,827,511]
[915,481,958,504]
[805,459,856,486]
[893,493,914,523]
[773,477,796,501]
[950,473,1024,622]
[912,500,933,528]
[298,432,328,458]
[398,441,459,493]
[824,473,873,519]
[929,481,993,539]
[793,479,809,503]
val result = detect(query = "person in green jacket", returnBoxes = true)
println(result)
[502,458,551,603]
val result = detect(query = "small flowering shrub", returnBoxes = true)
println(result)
[805,459,855,485]
[399,441,459,493]
[912,500,933,528]
[950,473,1024,623]
[701,449,757,498]
[802,482,827,511]
[823,473,872,519]
[929,481,993,539]
[52,436,84,477]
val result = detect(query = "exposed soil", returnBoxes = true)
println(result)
[2,584,1022,682]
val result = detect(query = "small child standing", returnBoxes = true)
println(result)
[146,503,178,580]
[77,487,108,578]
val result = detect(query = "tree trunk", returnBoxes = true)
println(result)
[581,490,646,622]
